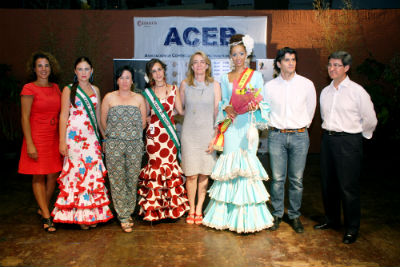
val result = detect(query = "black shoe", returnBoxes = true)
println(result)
[269,216,282,231]
[343,233,358,244]
[314,222,340,230]
[290,217,304,233]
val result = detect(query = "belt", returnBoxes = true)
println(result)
[270,127,306,133]
[324,130,359,136]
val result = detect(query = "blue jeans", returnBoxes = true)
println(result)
[268,129,310,219]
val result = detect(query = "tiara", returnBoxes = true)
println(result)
[230,40,243,47]
[229,35,254,56]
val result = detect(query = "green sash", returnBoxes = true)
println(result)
[142,87,181,161]
[69,84,101,144]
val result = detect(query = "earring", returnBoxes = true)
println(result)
[245,58,250,68]
[73,74,78,83]
[90,73,94,83]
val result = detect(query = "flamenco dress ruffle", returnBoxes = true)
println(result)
[52,157,114,225]
[138,160,189,221]
[203,148,274,233]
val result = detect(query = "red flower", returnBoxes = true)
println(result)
[82,142,90,150]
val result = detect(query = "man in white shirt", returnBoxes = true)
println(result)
[263,47,316,233]
[315,51,377,244]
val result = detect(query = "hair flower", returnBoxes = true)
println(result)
[242,35,254,56]
[144,74,149,83]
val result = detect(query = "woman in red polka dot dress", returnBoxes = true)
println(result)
[138,59,189,221]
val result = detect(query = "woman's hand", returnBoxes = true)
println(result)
[205,140,215,154]
[225,105,237,120]
[248,102,259,112]
[59,141,68,157]
[27,143,38,160]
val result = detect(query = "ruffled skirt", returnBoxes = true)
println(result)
[138,161,189,221]
[203,148,274,233]
[52,158,114,225]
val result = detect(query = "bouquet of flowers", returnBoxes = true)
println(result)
[230,79,263,114]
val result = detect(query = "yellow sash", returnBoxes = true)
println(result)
[213,68,254,151]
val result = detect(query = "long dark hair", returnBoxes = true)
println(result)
[70,57,93,107]
[145,58,167,88]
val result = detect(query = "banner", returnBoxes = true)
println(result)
[134,16,267,59]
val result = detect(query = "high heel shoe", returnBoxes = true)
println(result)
[194,214,203,225]
[186,213,195,224]
[42,217,56,232]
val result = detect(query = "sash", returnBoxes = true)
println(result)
[71,85,101,144]
[142,87,181,161]
[213,68,254,151]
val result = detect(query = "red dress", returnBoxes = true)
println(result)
[18,82,62,175]
[138,85,189,221]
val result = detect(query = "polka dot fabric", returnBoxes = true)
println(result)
[138,85,189,221]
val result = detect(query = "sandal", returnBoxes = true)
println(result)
[186,213,195,224]
[121,222,133,233]
[128,217,134,227]
[42,217,56,232]
[80,224,90,230]
[194,214,203,225]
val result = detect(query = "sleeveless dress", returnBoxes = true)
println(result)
[202,71,274,233]
[18,82,62,174]
[52,89,113,225]
[138,85,189,221]
[105,105,144,223]
[181,80,216,176]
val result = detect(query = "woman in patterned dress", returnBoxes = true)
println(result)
[19,51,62,232]
[202,34,274,233]
[101,66,147,233]
[52,57,113,229]
[179,51,221,224]
[138,58,189,221]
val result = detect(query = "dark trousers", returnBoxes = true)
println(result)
[320,131,363,234]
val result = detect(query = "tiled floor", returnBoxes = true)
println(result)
[0,153,399,267]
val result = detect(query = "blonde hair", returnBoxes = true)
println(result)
[185,51,214,87]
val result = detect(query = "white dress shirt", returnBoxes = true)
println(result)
[263,73,317,129]
[320,76,378,139]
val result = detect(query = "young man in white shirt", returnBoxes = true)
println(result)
[263,47,316,233]
[315,51,377,244]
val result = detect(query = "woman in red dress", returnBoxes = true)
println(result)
[138,59,189,221]
[18,51,62,232]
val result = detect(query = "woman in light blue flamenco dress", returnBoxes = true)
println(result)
[202,34,274,233]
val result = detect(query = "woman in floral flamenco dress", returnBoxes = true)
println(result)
[202,34,274,233]
[138,58,189,221]
[52,57,113,229]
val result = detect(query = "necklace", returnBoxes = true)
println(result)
[155,83,166,88]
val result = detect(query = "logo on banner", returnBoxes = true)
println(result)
[136,20,158,27]
[164,27,236,47]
